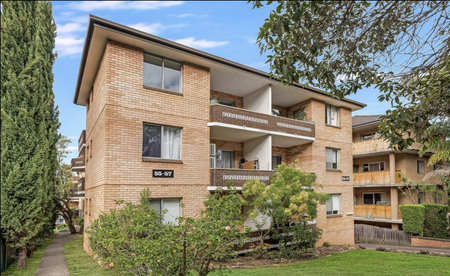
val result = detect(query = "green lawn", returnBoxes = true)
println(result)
[211,250,450,276]
[2,234,57,276]
[63,235,118,276]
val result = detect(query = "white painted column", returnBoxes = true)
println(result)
[243,85,272,115]
[244,135,272,170]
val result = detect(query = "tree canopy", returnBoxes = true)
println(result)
[1,1,59,269]
[252,1,449,165]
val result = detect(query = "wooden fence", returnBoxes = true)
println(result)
[355,224,411,246]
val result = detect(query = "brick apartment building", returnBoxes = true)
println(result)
[73,15,368,251]
[352,115,446,230]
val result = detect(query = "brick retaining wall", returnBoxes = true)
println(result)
[411,236,450,248]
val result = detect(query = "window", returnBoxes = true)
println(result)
[361,133,377,141]
[434,193,442,204]
[293,107,307,121]
[272,155,282,170]
[144,54,182,93]
[418,192,425,204]
[142,124,182,159]
[216,150,234,168]
[417,160,424,174]
[326,194,340,215]
[362,162,385,172]
[149,198,181,224]
[434,163,441,170]
[90,139,93,158]
[363,193,386,205]
[325,104,339,126]
[326,148,340,170]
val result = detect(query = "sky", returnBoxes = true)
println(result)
[51,1,391,163]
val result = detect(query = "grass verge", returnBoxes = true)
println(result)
[211,250,450,276]
[2,234,57,276]
[64,235,118,276]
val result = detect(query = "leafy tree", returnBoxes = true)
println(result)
[252,1,449,163]
[242,161,329,257]
[55,136,78,234]
[87,187,248,276]
[1,1,58,268]
[397,172,447,205]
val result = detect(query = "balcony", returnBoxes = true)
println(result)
[71,157,85,172]
[354,204,402,220]
[77,177,85,191]
[78,130,86,154]
[353,138,391,155]
[354,170,401,186]
[210,168,274,188]
[209,105,315,147]
[70,188,84,198]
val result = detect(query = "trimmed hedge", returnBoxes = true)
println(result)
[399,205,425,236]
[422,204,450,239]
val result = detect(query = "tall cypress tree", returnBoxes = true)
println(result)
[1,1,59,269]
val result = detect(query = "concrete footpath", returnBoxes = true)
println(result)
[356,242,450,255]
[35,232,78,276]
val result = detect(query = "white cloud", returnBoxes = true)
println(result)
[68,1,183,12]
[57,23,85,35]
[67,146,78,151]
[173,37,228,49]
[128,23,186,35]
[176,13,208,18]
[55,36,84,57]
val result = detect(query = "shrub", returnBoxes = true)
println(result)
[56,224,69,232]
[399,205,425,236]
[422,204,450,239]
[73,217,84,234]
[87,187,248,276]
[322,241,331,247]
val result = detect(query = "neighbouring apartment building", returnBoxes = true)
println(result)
[70,130,86,215]
[73,16,367,252]
[352,115,447,230]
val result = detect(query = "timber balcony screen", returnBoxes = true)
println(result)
[71,157,85,169]
[78,130,86,152]
[78,177,85,191]
[210,105,315,138]
[354,204,402,219]
[353,138,391,155]
[354,170,401,186]
[210,168,274,187]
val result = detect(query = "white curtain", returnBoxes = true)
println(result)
[162,127,181,159]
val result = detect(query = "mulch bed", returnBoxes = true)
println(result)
[214,245,358,269]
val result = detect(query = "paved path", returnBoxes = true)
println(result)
[35,232,78,276]
[357,242,450,255]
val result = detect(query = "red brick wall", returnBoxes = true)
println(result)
[411,237,450,248]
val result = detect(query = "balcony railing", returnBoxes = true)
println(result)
[354,170,401,186]
[353,138,391,155]
[78,130,86,152]
[78,177,85,191]
[210,105,315,138]
[71,157,85,170]
[354,204,402,219]
[210,168,274,187]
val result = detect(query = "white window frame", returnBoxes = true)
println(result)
[326,194,341,215]
[143,53,182,93]
[326,148,340,170]
[362,162,385,172]
[417,160,424,174]
[325,104,339,126]
[215,149,235,169]
[142,123,182,160]
[149,198,182,224]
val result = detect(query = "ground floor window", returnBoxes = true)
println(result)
[326,194,340,215]
[149,198,181,224]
